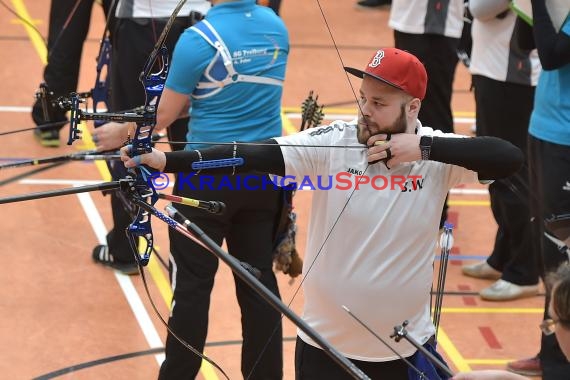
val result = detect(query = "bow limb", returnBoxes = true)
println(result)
[91,0,117,122]
[121,1,231,377]
[124,0,189,265]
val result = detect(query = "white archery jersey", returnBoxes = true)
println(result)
[115,0,211,18]
[275,120,479,361]
[470,11,541,85]
[389,0,465,38]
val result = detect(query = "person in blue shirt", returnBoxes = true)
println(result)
[90,1,287,377]
[90,0,211,275]
[507,0,570,378]
[156,1,288,378]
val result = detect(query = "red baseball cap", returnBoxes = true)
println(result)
[344,48,428,100]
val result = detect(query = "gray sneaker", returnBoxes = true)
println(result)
[480,279,539,301]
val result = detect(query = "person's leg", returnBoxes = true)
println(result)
[394,31,459,227]
[295,337,409,380]
[269,0,283,14]
[95,161,139,270]
[394,32,458,134]
[32,0,95,143]
[471,75,510,273]
[227,180,283,379]
[159,180,229,379]
[537,139,570,379]
[43,0,93,97]
[475,78,539,288]
[506,133,545,376]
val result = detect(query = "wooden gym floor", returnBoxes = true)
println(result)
[0,1,544,379]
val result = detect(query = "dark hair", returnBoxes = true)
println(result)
[547,263,570,329]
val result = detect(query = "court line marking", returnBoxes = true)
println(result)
[442,307,543,314]
[438,328,471,372]
[75,189,165,365]
[11,0,46,61]
[465,359,517,365]
[13,0,172,371]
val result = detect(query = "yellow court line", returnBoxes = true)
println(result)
[16,0,182,372]
[454,111,476,117]
[200,360,219,380]
[448,200,490,207]
[148,249,173,307]
[438,327,471,372]
[465,359,514,365]
[18,0,170,309]
[281,110,297,136]
[441,307,543,314]
[78,128,113,181]
[11,0,47,63]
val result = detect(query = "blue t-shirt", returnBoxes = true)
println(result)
[165,0,289,149]
[529,14,570,146]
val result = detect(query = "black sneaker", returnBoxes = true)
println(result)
[33,128,61,148]
[355,0,391,10]
[92,245,139,275]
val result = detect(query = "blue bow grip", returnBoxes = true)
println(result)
[191,158,244,170]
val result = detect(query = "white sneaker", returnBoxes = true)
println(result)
[479,279,538,301]
[462,261,501,280]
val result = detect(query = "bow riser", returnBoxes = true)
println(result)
[92,37,112,127]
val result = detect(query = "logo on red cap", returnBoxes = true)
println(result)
[369,50,385,68]
[344,48,428,100]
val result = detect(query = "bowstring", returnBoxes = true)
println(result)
[247,1,377,378]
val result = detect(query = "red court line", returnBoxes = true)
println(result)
[479,326,503,349]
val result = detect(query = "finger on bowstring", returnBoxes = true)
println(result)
[367,133,390,147]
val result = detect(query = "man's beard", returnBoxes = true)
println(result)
[357,104,407,144]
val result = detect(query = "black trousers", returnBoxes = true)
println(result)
[159,175,283,380]
[472,75,539,285]
[32,0,112,127]
[393,31,459,226]
[295,337,409,380]
[104,17,191,263]
[393,31,458,134]
[528,136,570,379]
